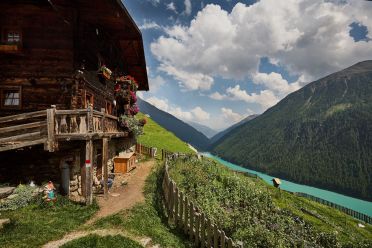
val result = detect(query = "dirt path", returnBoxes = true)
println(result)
[88,159,155,223]
[43,159,157,248]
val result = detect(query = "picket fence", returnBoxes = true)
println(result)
[135,143,156,158]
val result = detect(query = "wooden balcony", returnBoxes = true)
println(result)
[0,106,127,152]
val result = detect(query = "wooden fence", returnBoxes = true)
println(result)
[135,143,156,158]
[163,153,243,248]
[295,192,372,224]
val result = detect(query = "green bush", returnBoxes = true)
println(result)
[0,185,38,211]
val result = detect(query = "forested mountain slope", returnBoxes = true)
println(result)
[212,61,372,201]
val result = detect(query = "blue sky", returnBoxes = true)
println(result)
[123,0,372,130]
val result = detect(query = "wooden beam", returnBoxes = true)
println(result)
[46,106,56,152]
[0,121,46,134]
[0,110,46,124]
[102,137,109,199]
[0,138,47,152]
[0,131,42,143]
[85,139,93,205]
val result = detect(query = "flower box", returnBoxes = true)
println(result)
[0,44,19,53]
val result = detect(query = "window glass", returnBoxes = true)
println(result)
[7,32,21,43]
[3,90,20,106]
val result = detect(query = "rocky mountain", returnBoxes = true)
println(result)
[137,98,210,151]
[211,61,372,201]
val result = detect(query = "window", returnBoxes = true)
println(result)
[7,31,21,43]
[85,92,94,108]
[106,101,112,115]
[1,87,21,108]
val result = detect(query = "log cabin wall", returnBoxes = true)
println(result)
[0,1,75,116]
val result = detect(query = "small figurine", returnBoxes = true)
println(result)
[43,181,57,205]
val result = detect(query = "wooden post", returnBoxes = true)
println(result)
[207,218,212,247]
[101,108,106,133]
[200,212,206,248]
[174,187,179,225]
[85,139,93,205]
[227,238,233,248]
[195,213,200,246]
[87,104,93,132]
[184,197,189,233]
[213,224,219,248]
[221,230,226,248]
[168,181,174,221]
[179,191,184,227]
[102,137,109,199]
[189,202,194,239]
[46,106,56,152]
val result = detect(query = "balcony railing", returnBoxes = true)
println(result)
[0,106,127,152]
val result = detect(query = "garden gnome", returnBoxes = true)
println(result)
[44,181,57,203]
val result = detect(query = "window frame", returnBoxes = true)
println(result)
[84,91,94,108]
[105,101,113,115]
[1,28,22,44]
[0,86,22,109]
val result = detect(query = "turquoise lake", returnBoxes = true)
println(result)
[202,152,372,217]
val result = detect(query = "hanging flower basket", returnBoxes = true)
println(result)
[99,65,112,80]
[119,115,143,137]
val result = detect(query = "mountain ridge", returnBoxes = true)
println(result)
[137,98,210,151]
[211,60,372,201]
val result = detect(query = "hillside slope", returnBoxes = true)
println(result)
[137,98,210,151]
[169,157,372,247]
[212,60,372,201]
[136,113,195,155]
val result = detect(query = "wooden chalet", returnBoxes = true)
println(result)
[0,0,149,204]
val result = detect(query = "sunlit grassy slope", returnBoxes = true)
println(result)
[136,113,195,155]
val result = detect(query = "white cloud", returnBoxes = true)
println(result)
[139,20,161,30]
[252,72,301,96]
[184,0,192,16]
[221,108,243,123]
[148,75,166,92]
[148,0,160,6]
[210,85,279,110]
[191,107,210,122]
[151,0,372,84]
[144,96,210,123]
[209,92,227,100]
[166,2,177,14]
[159,64,213,91]
[226,85,279,109]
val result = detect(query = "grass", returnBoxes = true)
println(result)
[168,157,372,247]
[0,197,98,248]
[91,161,193,248]
[137,113,195,157]
[61,234,142,248]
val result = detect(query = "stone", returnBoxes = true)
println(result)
[7,194,18,200]
[70,191,79,198]
[70,180,78,187]
[70,185,78,192]
[140,238,152,246]
[0,219,10,230]
[0,187,15,199]
[77,188,82,195]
